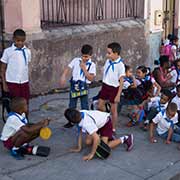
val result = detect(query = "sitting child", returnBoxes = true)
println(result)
[0,97,50,160]
[64,108,134,161]
[172,84,180,123]
[143,89,173,130]
[149,102,179,144]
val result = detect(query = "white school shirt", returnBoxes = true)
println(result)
[0,44,31,84]
[1,113,28,141]
[68,57,96,84]
[152,111,178,135]
[78,110,110,135]
[147,97,168,111]
[102,57,125,87]
[172,95,180,111]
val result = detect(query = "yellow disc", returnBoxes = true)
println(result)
[40,127,52,140]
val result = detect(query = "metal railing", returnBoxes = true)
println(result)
[41,0,144,28]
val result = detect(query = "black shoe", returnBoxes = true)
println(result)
[63,122,74,128]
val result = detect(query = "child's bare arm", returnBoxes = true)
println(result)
[83,132,100,161]
[149,122,157,143]
[114,76,124,103]
[59,67,71,87]
[80,62,95,81]
[21,119,50,133]
[69,129,83,153]
[166,127,173,144]
[0,62,8,92]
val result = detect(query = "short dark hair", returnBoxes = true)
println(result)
[167,102,177,113]
[10,97,26,113]
[161,89,173,99]
[64,108,81,124]
[125,65,131,72]
[81,44,93,55]
[13,29,26,38]
[159,56,170,67]
[107,42,121,55]
[136,65,147,74]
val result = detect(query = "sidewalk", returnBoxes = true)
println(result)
[0,87,180,180]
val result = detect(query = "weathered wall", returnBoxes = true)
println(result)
[4,20,149,95]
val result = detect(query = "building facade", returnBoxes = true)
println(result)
[0,0,179,95]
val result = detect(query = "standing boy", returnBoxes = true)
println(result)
[60,44,96,128]
[0,29,31,105]
[98,42,125,133]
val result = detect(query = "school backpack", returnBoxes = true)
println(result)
[95,140,111,159]
[160,44,172,57]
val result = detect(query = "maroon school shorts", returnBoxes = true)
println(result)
[7,82,30,104]
[99,83,119,103]
[3,137,14,150]
[98,117,113,140]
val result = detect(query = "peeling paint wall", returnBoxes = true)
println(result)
[4,20,149,95]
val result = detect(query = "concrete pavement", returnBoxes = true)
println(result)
[0,87,180,180]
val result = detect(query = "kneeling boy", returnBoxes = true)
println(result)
[64,108,134,161]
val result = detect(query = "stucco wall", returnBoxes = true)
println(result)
[3,20,149,95]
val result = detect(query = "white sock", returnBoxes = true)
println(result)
[12,147,19,151]
[120,135,129,143]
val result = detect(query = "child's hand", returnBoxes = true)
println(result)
[150,137,157,143]
[42,119,51,127]
[114,95,120,103]
[60,77,66,88]
[165,140,171,144]
[69,147,81,153]
[3,83,9,92]
[83,153,94,161]
[80,61,86,71]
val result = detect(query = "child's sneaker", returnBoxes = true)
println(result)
[124,134,134,151]
[10,149,25,160]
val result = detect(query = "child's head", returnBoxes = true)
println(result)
[81,44,93,62]
[64,108,81,124]
[172,35,179,46]
[166,102,177,119]
[10,97,27,114]
[107,42,121,61]
[159,56,170,69]
[176,84,180,97]
[136,65,147,79]
[13,29,26,48]
[174,59,180,70]
[125,65,133,77]
[160,89,173,104]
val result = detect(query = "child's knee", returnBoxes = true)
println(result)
[85,138,92,146]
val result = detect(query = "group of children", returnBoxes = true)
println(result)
[1,29,180,161]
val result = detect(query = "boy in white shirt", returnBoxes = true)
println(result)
[143,89,172,130]
[149,102,180,144]
[1,97,50,160]
[64,108,134,161]
[98,42,125,133]
[60,44,96,128]
[0,29,31,105]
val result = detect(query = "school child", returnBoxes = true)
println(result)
[98,42,125,133]
[135,66,161,97]
[143,89,173,130]
[64,108,134,161]
[153,56,176,90]
[170,59,180,86]
[117,65,137,113]
[60,44,96,128]
[171,35,179,62]
[0,29,31,106]
[172,84,180,122]
[0,97,51,160]
[149,102,180,144]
